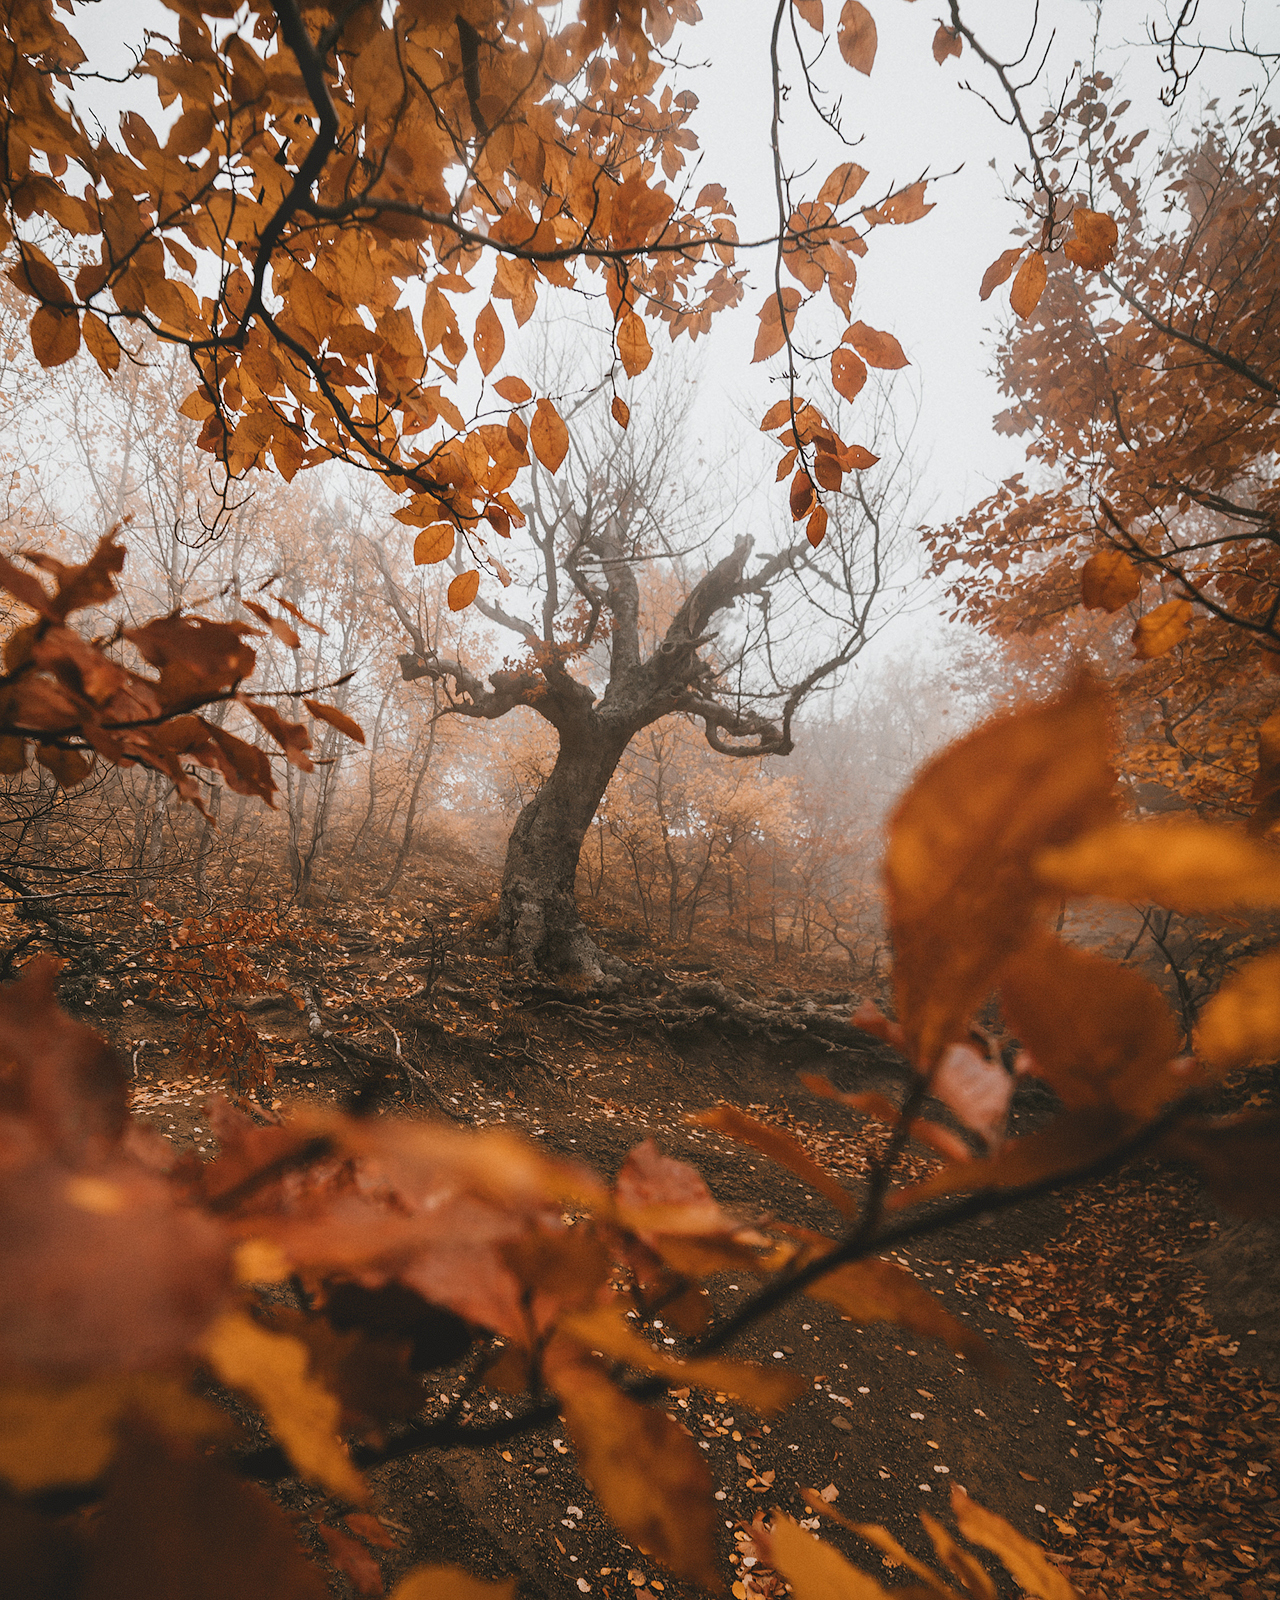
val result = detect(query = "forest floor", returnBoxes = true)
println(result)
[89,848,1279,1600]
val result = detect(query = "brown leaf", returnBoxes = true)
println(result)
[1009,252,1048,318]
[81,1430,330,1600]
[241,599,301,649]
[303,699,365,745]
[242,699,314,771]
[807,504,829,548]
[979,246,1025,301]
[82,310,121,376]
[614,1138,733,1237]
[790,471,817,520]
[951,1486,1082,1599]
[206,723,277,804]
[390,1568,515,1600]
[794,0,824,33]
[447,570,480,612]
[319,1523,385,1595]
[753,288,802,363]
[413,523,456,565]
[617,312,652,377]
[843,321,908,369]
[554,1361,719,1588]
[473,300,505,376]
[35,744,93,789]
[885,673,1115,1069]
[530,398,569,472]
[493,375,532,403]
[611,395,630,430]
[932,24,962,63]
[831,346,868,401]
[1159,1111,1280,1218]
[692,1105,855,1216]
[866,179,934,226]
[30,304,80,368]
[1132,597,1192,659]
[1081,550,1141,612]
[818,162,869,208]
[837,0,877,75]
[806,1256,1003,1376]
[1062,207,1118,272]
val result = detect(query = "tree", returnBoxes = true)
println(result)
[392,374,895,981]
[925,83,1280,821]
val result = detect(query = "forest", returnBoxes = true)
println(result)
[0,2,1278,1598]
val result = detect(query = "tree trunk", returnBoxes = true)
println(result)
[498,721,633,985]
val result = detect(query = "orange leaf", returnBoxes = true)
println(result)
[447,571,480,612]
[790,471,816,520]
[952,1487,1082,1600]
[806,1256,1003,1375]
[841,443,879,469]
[1034,818,1280,912]
[611,395,630,430]
[553,1362,718,1588]
[473,301,505,376]
[979,246,1024,302]
[752,288,802,363]
[837,0,877,75]
[692,1106,855,1215]
[35,744,93,789]
[303,700,365,745]
[831,346,868,401]
[794,0,824,32]
[390,1569,514,1600]
[1081,550,1140,613]
[755,1514,896,1600]
[616,312,652,377]
[866,179,934,226]
[30,305,80,368]
[413,524,456,565]
[885,674,1115,1069]
[1063,207,1118,272]
[807,504,829,547]
[932,24,962,62]
[817,162,869,208]
[760,398,794,431]
[241,599,300,649]
[318,1524,384,1596]
[530,398,569,472]
[242,700,314,771]
[1009,251,1047,318]
[493,376,532,403]
[843,321,908,369]
[1195,949,1280,1072]
[1132,598,1192,659]
[82,311,120,377]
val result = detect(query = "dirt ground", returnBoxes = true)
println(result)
[95,855,1279,1600]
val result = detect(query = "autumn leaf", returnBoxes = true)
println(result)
[1195,949,1280,1071]
[831,346,868,401]
[817,162,869,208]
[1034,819,1280,911]
[806,1256,1003,1375]
[790,471,817,520]
[951,1486,1081,1599]
[807,504,828,547]
[617,311,653,377]
[753,288,802,363]
[82,310,121,376]
[413,524,456,565]
[760,398,793,432]
[303,699,365,744]
[1132,597,1192,659]
[554,1361,719,1588]
[35,744,93,788]
[1159,1112,1280,1219]
[932,24,962,63]
[1063,207,1119,272]
[866,180,933,226]
[1080,549,1140,612]
[1009,251,1048,318]
[390,1569,515,1600]
[241,599,301,649]
[885,674,1116,1069]
[492,376,531,403]
[837,0,877,75]
[755,1512,895,1600]
[794,0,824,33]
[979,246,1024,301]
[447,571,481,611]
[691,1105,855,1215]
[530,398,570,472]
[843,321,908,369]
[30,304,80,367]
[318,1523,385,1596]
[473,301,505,376]
[200,1309,367,1505]
[611,395,630,429]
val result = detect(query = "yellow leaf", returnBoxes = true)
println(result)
[886,674,1115,1069]
[530,397,569,472]
[837,1,877,76]
[1195,950,1280,1070]
[616,312,652,377]
[1009,251,1047,318]
[951,1487,1082,1600]
[82,311,121,377]
[558,1306,804,1413]
[554,1362,718,1588]
[200,1309,366,1505]
[756,1512,894,1599]
[413,523,456,565]
[447,570,480,611]
[390,1569,516,1600]
[1034,819,1280,911]
[1080,550,1140,612]
[611,395,630,430]
[1132,597,1192,659]
[474,300,505,377]
[0,1373,228,1493]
